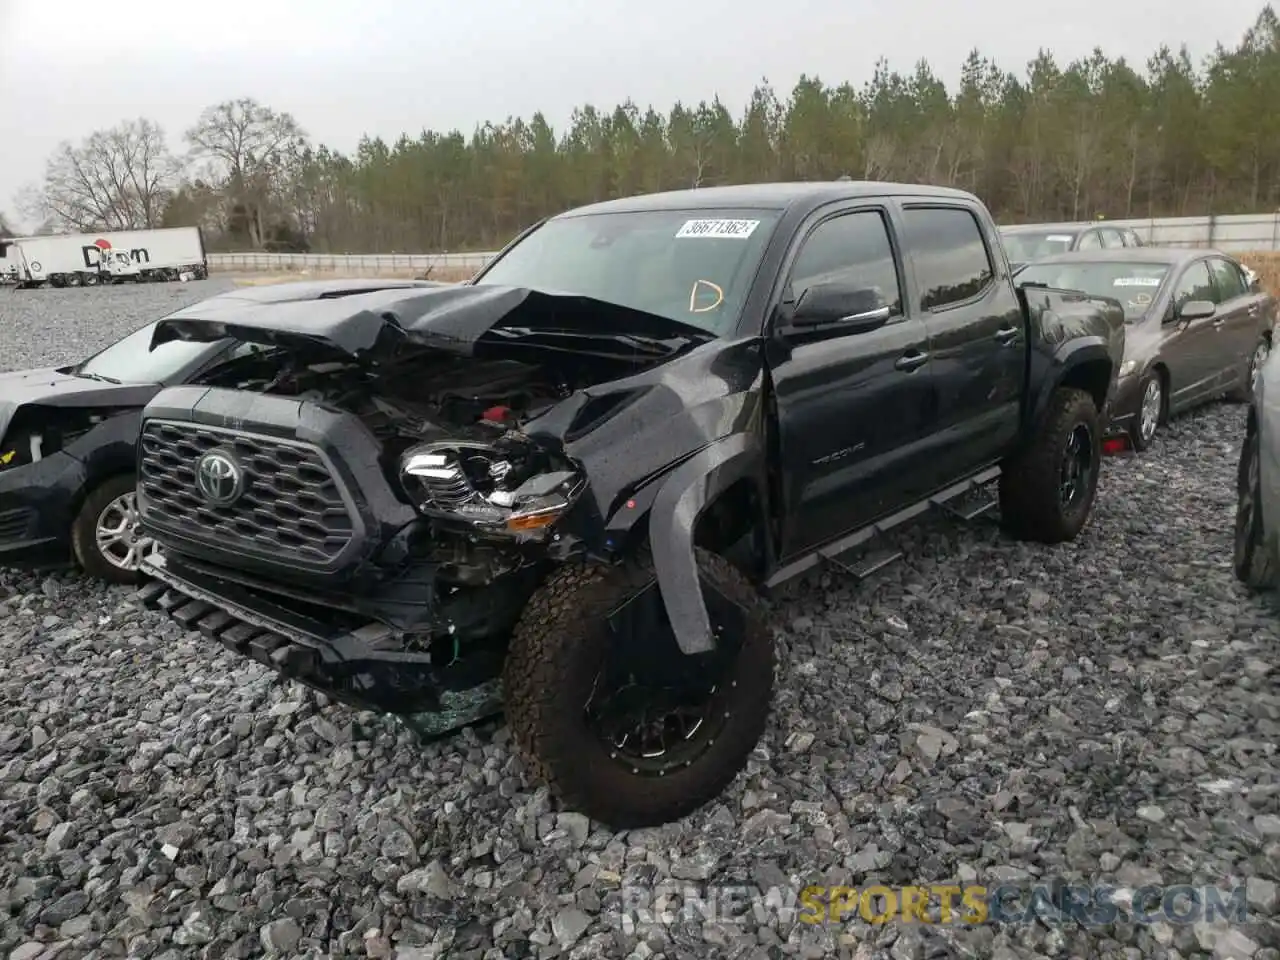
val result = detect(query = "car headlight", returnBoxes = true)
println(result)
[1119,360,1137,378]
[399,441,584,537]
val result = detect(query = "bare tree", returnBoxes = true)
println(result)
[185,98,306,248]
[29,119,178,231]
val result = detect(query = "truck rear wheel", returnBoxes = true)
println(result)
[502,547,774,828]
[998,386,1101,543]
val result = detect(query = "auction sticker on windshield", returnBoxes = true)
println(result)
[676,219,761,239]
[1114,277,1162,286]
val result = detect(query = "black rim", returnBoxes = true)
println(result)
[1236,435,1260,567]
[1060,423,1095,508]
[583,586,736,777]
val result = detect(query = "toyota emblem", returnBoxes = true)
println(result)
[195,449,244,506]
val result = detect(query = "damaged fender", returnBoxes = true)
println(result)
[1021,287,1123,429]
[647,431,763,655]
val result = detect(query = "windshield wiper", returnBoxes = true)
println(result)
[76,371,123,384]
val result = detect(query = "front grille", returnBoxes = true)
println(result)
[139,420,356,565]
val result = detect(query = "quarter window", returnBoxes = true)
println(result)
[788,210,902,315]
[1076,231,1103,250]
[900,206,994,311]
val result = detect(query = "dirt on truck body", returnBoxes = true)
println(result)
[135,182,1124,827]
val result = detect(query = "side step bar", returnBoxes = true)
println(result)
[137,578,337,693]
[765,466,1001,590]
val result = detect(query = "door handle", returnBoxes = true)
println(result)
[895,350,929,372]
[993,326,1019,344]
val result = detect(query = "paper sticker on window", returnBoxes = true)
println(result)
[675,219,761,239]
[1131,293,1152,306]
[1114,277,1162,287]
[1046,235,1074,242]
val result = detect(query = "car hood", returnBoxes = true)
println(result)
[0,367,159,444]
[150,283,717,365]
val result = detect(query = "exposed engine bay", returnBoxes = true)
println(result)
[206,346,592,589]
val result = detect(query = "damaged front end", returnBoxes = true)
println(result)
[0,371,159,565]
[135,283,758,734]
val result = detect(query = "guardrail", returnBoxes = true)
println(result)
[206,251,497,273]
[1060,213,1280,251]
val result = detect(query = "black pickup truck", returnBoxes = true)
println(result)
[134,182,1124,828]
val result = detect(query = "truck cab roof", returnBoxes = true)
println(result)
[553,181,979,219]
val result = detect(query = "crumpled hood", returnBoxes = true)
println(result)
[150,284,716,363]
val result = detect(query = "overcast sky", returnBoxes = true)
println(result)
[0,0,1267,232]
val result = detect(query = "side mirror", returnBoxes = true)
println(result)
[1177,299,1216,322]
[789,281,893,332]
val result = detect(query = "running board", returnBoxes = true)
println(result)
[820,547,904,581]
[765,465,1002,591]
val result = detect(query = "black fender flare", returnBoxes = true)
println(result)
[647,431,763,655]
[1029,337,1114,429]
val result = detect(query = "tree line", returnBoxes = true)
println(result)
[17,6,1280,254]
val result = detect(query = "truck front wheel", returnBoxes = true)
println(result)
[998,386,1102,544]
[502,547,774,829]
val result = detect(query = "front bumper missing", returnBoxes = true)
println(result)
[136,551,502,730]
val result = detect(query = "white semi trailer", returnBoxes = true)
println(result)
[0,227,207,288]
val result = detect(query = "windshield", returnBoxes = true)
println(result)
[76,321,223,384]
[476,209,781,335]
[1002,230,1078,264]
[1016,260,1171,322]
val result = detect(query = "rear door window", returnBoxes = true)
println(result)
[899,206,995,311]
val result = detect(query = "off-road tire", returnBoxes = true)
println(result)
[502,546,774,828]
[72,474,145,585]
[998,386,1101,544]
[1234,420,1276,590]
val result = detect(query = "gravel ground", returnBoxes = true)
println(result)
[0,280,1277,960]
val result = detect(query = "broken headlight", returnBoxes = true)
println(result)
[399,439,584,537]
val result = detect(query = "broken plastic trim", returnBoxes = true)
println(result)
[0,405,119,468]
[399,442,587,539]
